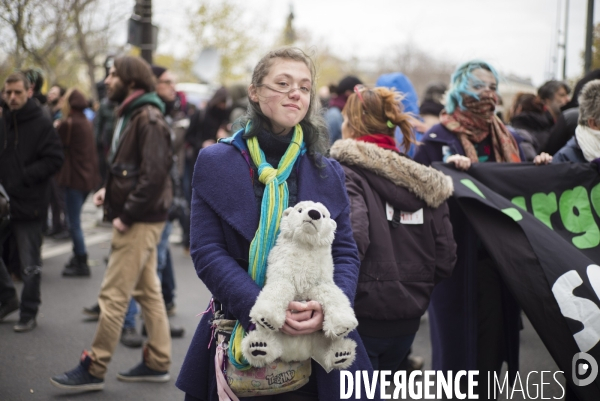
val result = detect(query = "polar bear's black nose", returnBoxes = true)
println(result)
[308,209,321,220]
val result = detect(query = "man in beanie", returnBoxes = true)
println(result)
[51,56,173,392]
[325,75,363,144]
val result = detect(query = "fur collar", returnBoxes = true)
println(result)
[330,139,453,208]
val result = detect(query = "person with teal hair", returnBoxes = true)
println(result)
[414,60,525,399]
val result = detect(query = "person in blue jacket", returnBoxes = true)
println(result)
[176,47,376,401]
[414,60,526,399]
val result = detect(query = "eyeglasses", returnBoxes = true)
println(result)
[257,83,311,95]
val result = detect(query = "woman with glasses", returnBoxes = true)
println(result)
[176,47,374,401]
[413,60,528,398]
[329,84,457,373]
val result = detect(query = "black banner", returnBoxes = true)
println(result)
[433,162,600,400]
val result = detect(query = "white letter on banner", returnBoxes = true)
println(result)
[552,269,600,352]
[340,371,352,399]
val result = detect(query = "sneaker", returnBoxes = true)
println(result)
[14,317,36,332]
[0,297,19,321]
[121,327,143,348]
[116,361,170,383]
[82,303,100,320]
[50,351,104,391]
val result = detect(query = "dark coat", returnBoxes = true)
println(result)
[510,111,554,153]
[413,123,524,382]
[104,95,172,226]
[544,108,579,155]
[176,133,377,401]
[56,90,101,192]
[0,98,64,221]
[330,139,457,337]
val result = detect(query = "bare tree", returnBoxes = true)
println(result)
[69,0,127,100]
[0,0,71,82]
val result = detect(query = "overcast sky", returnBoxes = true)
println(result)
[150,0,600,87]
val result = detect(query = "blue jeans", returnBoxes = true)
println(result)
[124,298,138,329]
[157,221,175,304]
[65,188,89,256]
[360,333,416,371]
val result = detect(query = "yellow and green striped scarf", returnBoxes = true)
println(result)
[228,123,305,370]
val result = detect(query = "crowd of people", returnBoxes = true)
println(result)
[0,46,597,400]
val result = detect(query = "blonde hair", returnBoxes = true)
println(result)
[343,86,415,152]
[60,88,74,121]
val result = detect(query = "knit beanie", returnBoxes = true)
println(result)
[336,76,363,95]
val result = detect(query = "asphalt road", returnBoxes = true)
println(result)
[0,201,569,400]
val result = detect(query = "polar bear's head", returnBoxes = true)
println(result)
[279,201,337,247]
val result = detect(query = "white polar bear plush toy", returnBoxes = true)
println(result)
[241,201,358,372]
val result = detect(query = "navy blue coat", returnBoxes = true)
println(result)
[176,133,377,400]
[413,124,524,383]
[552,136,586,163]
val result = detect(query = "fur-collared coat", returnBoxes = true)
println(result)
[176,132,378,401]
[330,139,457,337]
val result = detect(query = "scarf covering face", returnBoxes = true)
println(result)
[440,91,521,163]
[228,123,306,370]
[575,125,600,162]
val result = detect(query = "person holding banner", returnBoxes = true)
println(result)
[553,79,600,165]
[329,85,457,373]
[413,60,526,399]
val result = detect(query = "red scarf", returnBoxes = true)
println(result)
[356,134,399,152]
[440,91,521,163]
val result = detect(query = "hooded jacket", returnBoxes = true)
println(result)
[330,139,457,336]
[104,91,172,226]
[0,98,64,221]
[56,89,101,192]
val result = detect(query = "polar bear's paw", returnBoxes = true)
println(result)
[249,301,286,332]
[241,331,280,368]
[322,310,358,338]
[324,338,356,370]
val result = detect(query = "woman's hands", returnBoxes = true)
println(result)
[280,300,324,336]
[447,154,472,170]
